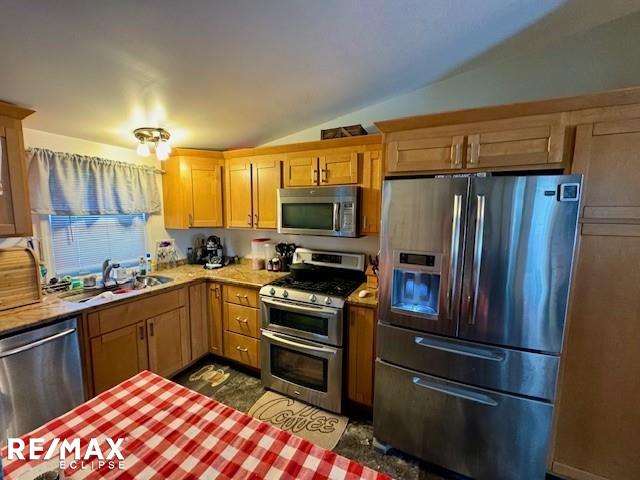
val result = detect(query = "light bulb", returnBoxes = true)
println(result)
[156,146,169,161]
[156,139,170,158]
[136,141,150,157]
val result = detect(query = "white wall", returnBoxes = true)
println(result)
[262,11,640,145]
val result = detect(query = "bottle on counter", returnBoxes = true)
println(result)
[146,253,152,273]
[267,259,273,271]
[139,256,147,276]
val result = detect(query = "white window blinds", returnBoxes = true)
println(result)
[49,214,147,276]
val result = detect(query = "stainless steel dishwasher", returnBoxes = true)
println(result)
[0,317,85,443]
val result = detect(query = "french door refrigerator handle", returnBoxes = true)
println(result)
[448,194,463,320]
[412,376,498,407]
[469,194,485,325]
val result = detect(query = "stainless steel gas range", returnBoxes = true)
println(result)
[259,248,365,413]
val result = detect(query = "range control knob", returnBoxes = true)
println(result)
[309,294,317,303]
[269,287,276,295]
[325,297,332,305]
[282,290,289,298]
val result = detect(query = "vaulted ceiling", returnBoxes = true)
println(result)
[1,0,639,149]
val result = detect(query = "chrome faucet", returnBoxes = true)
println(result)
[102,259,114,287]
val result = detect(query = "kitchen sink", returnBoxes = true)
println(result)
[60,275,174,303]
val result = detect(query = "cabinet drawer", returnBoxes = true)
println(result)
[89,288,187,337]
[224,303,259,338]
[374,360,552,480]
[224,285,259,308]
[224,331,260,368]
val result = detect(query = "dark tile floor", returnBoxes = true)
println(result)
[173,356,455,480]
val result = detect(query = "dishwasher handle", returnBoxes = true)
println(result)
[0,328,77,359]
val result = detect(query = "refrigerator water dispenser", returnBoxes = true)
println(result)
[391,251,442,318]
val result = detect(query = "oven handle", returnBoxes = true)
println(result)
[261,296,339,316]
[262,330,337,354]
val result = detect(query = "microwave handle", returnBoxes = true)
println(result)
[334,203,340,231]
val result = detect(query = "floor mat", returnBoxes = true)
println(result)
[248,391,348,450]
[188,365,231,388]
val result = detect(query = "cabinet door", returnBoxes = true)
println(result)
[147,307,190,378]
[466,122,565,168]
[0,122,31,237]
[319,151,358,185]
[386,134,464,173]
[191,163,223,227]
[552,223,640,480]
[284,154,318,186]
[347,305,376,406]
[572,119,640,223]
[90,322,148,395]
[224,158,253,228]
[360,150,382,234]
[189,283,209,360]
[209,283,223,356]
[252,156,281,229]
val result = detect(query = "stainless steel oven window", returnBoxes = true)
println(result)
[269,306,329,336]
[271,344,328,392]
[281,203,334,230]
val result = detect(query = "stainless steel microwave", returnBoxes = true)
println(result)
[277,186,359,237]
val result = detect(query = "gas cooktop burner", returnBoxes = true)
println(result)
[268,275,362,298]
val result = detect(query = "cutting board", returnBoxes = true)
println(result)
[0,248,42,311]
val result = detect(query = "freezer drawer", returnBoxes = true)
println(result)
[374,360,553,480]
[377,323,559,400]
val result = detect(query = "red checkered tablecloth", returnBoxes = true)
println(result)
[2,370,391,479]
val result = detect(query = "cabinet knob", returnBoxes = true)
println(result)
[236,346,248,352]
[148,322,155,337]
[321,168,328,183]
[188,213,193,226]
[313,169,319,183]
[235,316,248,324]
[254,213,258,225]
[247,214,252,226]
[139,325,145,340]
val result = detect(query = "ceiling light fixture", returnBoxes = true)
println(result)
[133,127,171,160]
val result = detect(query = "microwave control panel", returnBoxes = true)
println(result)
[341,202,355,232]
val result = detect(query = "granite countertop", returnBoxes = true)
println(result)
[0,263,287,337]
[346,282,378,308]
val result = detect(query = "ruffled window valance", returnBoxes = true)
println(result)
[27,148,161,215]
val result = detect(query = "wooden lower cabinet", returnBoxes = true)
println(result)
[90,322,148,395]
[88,287,191,396]
[223,331,260,368]
[209,282,224,356]
[147,307,190,378]
[347,305,376,407]
[189,282,209,360]
[221,284,261,369]
[552,223,640,480]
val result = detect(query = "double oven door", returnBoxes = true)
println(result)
[260,296,344,413]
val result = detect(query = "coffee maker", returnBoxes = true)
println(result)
[204,235,224,269]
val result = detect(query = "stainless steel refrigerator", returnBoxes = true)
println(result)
[374,175,581,480]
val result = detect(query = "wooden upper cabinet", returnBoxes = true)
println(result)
[319,151,358,185]
[552,223,640,480]
[0,103,34,237]
[190,161,223,227]
[386,134,465,173]
[252,156,282,228]
[466,120,565,168]
[162,150,224,229]
[572,118,640,223]
[147,307,190,378]
[284,153,317,187]
[384,113,568,175]
[224,158,253,228]
[90,322,148,395]
[361,150,382,234]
